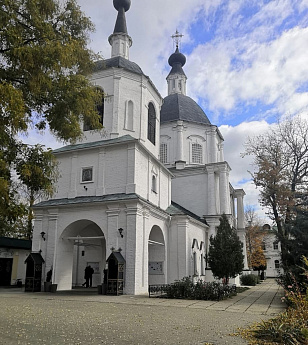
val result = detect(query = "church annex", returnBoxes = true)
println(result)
[32,0,247,294]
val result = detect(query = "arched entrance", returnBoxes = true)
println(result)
[148,225,166,285]
[55,220,106,290]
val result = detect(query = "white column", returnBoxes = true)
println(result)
[176,218,189,279]
[208,127,217,163]
[219,165,230,214]
[235,189,245,230]
[125,205,144,294]
[47,211,58,284]
[142,209,150,288]
[176,121,184,162]
[207,167,216,215]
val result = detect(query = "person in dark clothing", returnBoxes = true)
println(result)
[83,265,94,287]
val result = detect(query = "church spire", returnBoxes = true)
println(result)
[167,30,187,96]
[108,0,132,59]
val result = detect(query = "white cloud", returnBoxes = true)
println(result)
[186,26,308,120]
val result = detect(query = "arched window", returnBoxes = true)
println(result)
[125,100,134,130]
[160,143,168,164]
[274,260,280,269]
[151,175,157,193]
[192,143,202,163]
[193,252,198,275]
[84,87,104,131]
[147,103,156,145]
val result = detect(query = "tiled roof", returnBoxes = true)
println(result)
[34,193,140,208]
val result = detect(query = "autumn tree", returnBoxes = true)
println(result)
[244,206,267,271]
[208,213,244,283]
[15,144,58,239]
[243,115,308,267]
[0,0,102,230]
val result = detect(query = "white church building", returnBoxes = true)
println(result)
[32,0,247,295]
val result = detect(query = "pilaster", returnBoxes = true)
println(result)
[68,154,78,198]
[96,148,106,196]
[110,75,121,138]
[126,144,136,194]
[47,210,58,284]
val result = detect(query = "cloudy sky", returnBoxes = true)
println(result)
[27,0,308,222]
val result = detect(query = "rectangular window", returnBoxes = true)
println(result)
[160,143,168,164]
[192,143,202,164]
[273,242,278,250]
[81,167,93,182]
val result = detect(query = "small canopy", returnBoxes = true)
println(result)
[107,251,125,264]
[24,252,45,264]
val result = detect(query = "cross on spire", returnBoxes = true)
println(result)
[171,30,184,49]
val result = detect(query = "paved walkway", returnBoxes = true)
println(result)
[0,278,285,315]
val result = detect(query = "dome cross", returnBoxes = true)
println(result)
[171,30,184,49]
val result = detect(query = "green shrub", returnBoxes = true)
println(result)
[240,274,259,286]
[165,277,236,301]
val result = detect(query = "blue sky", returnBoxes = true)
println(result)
[26,0,308,222]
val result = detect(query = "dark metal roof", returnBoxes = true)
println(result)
[34,193,140,208]
[25,252,45,264]
[94,57,143,75]
[160,93,211,125]
[113,7,128,34]
[166,201,206,224]
[53,135,136,154]
[107,251,125,264]
[167,63,186,78]
[0,237,32,250]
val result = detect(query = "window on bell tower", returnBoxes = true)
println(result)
[192,143,202,164]
[160,143,168,164]
[147,102,156,145]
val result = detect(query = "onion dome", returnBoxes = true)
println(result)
[167,47,187,78]
[168,47,186,67]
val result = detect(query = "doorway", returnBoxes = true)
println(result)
[0,258,13,286]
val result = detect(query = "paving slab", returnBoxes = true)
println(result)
[0,279,286,345]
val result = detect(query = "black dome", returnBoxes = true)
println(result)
[94,57,143,75]
[161,93,211,125]
[168,47,186,67]
[113,0,131,12]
